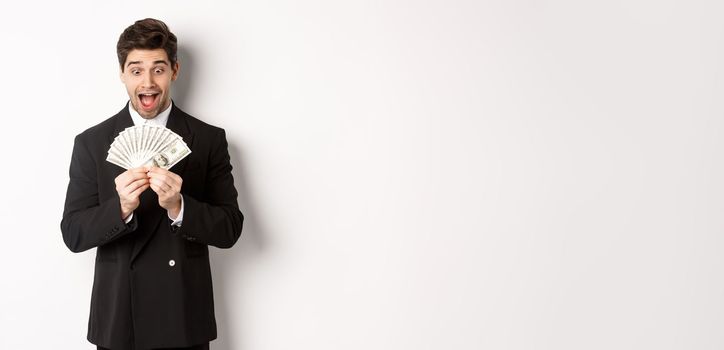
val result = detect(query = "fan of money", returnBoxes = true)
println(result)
[106,124,191,170]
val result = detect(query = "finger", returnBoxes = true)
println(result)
[128,184,150,198]
[148,167,180,180]
[147,166,163,176]
[148,173,175,189]
[119,168,150,181]
[129,171,151,180]
[149,178,172,192]
[147,170,171,179]
[149,183,167,195]
[122,178,150,197]
[148,172,181,188]
[129,167,150,173]
[147,172,166,182]
[126,178,150,191]
[117,171,150,187]
[148,166,169,173]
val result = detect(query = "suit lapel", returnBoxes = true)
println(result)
[164,103,194,176]
[108,103,135,144]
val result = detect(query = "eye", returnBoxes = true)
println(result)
[154,68,164,74]
[131,69,141,76]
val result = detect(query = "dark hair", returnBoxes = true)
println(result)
[117,18,177,72]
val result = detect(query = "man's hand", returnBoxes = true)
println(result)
[115,167,151,220]
[147,166,184,218]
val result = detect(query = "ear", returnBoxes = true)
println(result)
[171,61,180,81]
[119,68,125,83]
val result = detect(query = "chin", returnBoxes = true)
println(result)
[131,102,155,118]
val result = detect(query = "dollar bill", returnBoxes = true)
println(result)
[142,138,191,169]
[106,125,191,170]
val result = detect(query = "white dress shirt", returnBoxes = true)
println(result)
[124,102,184,226]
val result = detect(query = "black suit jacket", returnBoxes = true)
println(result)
[61,103,244,349]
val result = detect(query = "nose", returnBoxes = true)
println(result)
[141,71,155,88]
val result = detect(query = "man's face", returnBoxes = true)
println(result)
[120,49,179,119]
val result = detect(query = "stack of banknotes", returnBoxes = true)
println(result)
[106,125,191,170]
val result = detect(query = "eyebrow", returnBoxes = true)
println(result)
[126,60,169,67]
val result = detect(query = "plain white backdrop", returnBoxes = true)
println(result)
[1,0,724,349]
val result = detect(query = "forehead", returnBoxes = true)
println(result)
[125,48,170,66]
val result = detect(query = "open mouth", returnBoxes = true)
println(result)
[138,92,160,110]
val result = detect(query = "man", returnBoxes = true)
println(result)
[61,18,244,350]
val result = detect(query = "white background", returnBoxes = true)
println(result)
[1,0,723,349]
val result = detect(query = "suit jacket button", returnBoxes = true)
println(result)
[169,259,176,267]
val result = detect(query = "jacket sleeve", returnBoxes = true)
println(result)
[176,129,244,248]
[61,133,138,253]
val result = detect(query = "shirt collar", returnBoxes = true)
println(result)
[128,101,173,127]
